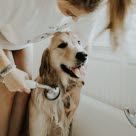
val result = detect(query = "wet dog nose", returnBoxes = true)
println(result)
[76,52,88,62]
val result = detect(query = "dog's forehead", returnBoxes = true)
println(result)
[48,32,80,50]
[61,32,78,41]
[53,32,78,43]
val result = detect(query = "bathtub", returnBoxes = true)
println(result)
[73,94,136,136]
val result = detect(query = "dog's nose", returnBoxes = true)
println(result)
[76,52,88,62]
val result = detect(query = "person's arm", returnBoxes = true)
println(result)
[0,49,11,70]
[0,49,30,93]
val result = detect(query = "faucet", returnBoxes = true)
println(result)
[124,108,136,128]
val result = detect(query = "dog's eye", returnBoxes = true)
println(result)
[58,43,68,48]
[78,41,81,44]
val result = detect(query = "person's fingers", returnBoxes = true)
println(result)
[22,72,31,93]
[17,69,29,80]
[24,87,31,94]
[19,83,31,93]
[9,89,16,93]
[18,89,23,92]
[9,87,30,93]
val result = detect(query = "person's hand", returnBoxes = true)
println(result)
[63,66,86,118]
[3,68,31,93]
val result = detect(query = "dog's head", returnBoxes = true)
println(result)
[40,32,88,87]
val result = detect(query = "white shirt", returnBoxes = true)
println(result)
[0,0,108,50]
[0,0,70,50]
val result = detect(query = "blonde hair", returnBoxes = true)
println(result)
[66,0,101,12]
[108,0,131,31]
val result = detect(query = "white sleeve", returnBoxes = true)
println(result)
[69,3,109,49]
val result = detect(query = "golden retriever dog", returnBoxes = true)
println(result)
[29,32,88,136]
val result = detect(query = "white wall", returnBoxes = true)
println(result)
[73,95,136,136]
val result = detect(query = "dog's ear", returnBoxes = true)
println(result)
[40,49,50,77]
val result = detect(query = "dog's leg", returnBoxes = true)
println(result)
[68,123,73,136]
[29,99,48,136]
